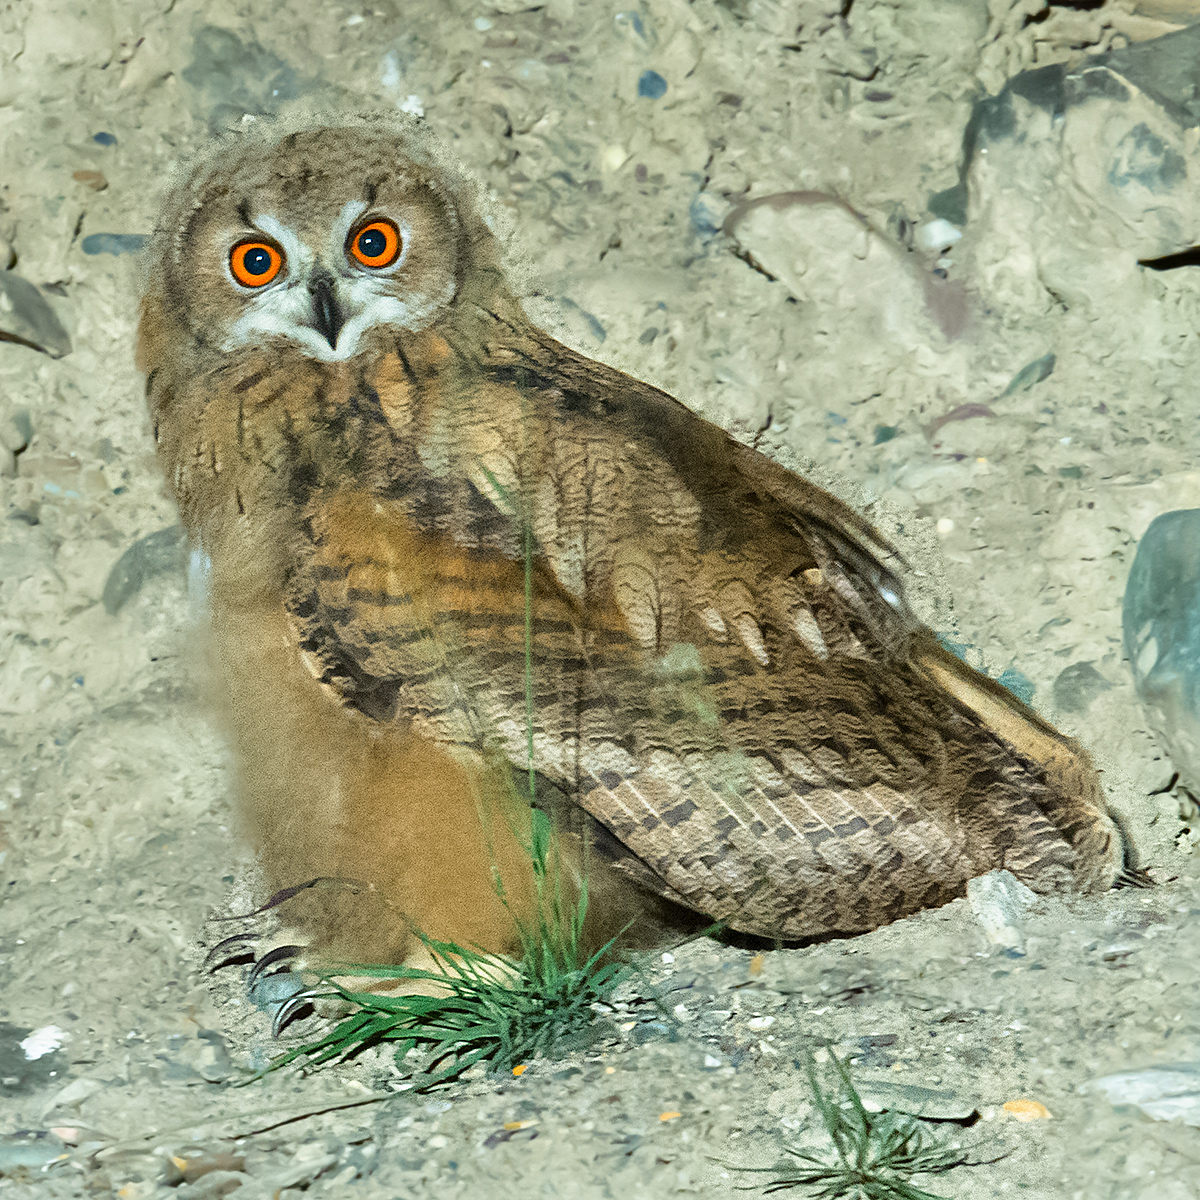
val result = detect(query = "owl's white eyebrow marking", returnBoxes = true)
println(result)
[337,200,369,243]
[251,216,314,273]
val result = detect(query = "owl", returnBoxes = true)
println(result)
[137,114,1126,968]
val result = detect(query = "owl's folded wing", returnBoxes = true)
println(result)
[282,337,1101,937]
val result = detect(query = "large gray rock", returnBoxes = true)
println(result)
[945,26,1200,325]
[1124,508,1200,794]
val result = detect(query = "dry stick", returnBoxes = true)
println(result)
[89,1093,396,1165]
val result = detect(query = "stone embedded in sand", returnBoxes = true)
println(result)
[954,26,1200,326]
[1124,508,1200,795]
[80,232,147,256]
[0,1131,68,1174]
[855,1079,978,1121]
[101,526,189,615]
[1085,1064,1200,1125]
[967,869,1036,951]
[1002,1098,1052,1121]
[0,271,71,357]
[1052,661,1114,715]
[72,170,107,191]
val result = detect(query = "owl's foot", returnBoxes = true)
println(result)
[203,897,314,1032]
[204,877,526,1047]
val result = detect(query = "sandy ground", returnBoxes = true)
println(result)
[5,0,1200,1195]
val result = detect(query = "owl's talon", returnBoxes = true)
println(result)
[271,989,322,1038]
[246,943,307,990]
[203,931,261,973]
[1114,866,1154,889]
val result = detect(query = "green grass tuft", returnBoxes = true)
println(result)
[745,1053,973,1199]
[256,910,628,1089]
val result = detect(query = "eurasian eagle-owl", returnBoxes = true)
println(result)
[137,114,1123,966]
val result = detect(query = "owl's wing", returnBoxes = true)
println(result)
[285,328,1112,938]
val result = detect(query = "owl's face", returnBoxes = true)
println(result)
[156,123,487,363]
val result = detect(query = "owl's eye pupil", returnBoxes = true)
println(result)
[357,229,387,259]
[242,247,274,276]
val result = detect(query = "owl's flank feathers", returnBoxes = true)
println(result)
[138,114,1123,966]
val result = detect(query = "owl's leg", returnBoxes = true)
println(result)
[912,630,1124,892]
[210,599,540,967]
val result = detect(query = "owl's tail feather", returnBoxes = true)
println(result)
[910,628,1125,893]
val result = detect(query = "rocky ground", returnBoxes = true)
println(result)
[4,0,1200,1195]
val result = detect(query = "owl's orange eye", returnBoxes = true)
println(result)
[349,219,401,269]
[230,241,284,287]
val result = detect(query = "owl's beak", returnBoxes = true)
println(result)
[308,271,345,350]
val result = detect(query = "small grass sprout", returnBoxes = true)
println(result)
[745,1053,975,1199]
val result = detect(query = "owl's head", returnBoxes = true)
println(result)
[149,115,503,364]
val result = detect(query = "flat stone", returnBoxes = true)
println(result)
[1086,1063,1200,1125]
[852,1078,978,1121]
[0,270,71,357]
[102,526,188,614]
[1124,508,1200,793]
[0,1131,67,1175]
[81,232,148,256]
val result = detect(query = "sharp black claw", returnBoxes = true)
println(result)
[247,943,306,990]
[211,876,369,922]
[272,990,320,1038]
[1115,867,1155,889]
[204,931,261,972]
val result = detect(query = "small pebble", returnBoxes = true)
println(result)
[72,170,108,191]
[916,219,962,252]
[20,1025,65,1060]
[638,70,668,100]
[1002,1099,1052,1121]
[967,869,1036,950]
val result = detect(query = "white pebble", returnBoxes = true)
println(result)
[21,1025,65,1061]
[916,219,962,252]
[602,145,629,173]
[967,869,1035,950]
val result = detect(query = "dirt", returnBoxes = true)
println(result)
[3,0,1200,1196]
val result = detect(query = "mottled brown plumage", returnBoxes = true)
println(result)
[138,115,1121,964]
